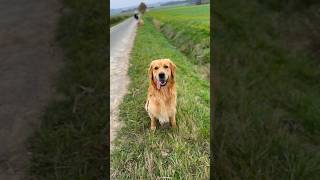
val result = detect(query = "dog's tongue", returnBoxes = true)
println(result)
[157,81,161,90]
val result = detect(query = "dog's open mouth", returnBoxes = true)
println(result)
[156,80,167,89]
[159,80,167,86]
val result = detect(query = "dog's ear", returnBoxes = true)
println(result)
[170,61,176,80]
[148,62,153,82]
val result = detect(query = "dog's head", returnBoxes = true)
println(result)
[148,59,176,90]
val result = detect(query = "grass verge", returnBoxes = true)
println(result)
[111,18,210,179]
[28,0,107,179]
[213,0,320,179]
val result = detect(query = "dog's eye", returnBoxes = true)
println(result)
[164,65,168,69]
[154,67,159,70]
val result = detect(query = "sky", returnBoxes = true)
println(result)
[110,0,177,9]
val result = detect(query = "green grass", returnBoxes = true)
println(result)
[28,0,107,179]
[148,4,209,39]
[147,4,210,64]
[111,18,210,179]
[213,0,320,179]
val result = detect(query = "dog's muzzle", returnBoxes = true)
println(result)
[156,73,167,89]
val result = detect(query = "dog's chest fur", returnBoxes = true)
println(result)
[146,87,176,124]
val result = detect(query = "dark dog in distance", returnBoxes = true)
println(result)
[134,13,139,20]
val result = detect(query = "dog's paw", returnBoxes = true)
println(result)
[150,126,156,131]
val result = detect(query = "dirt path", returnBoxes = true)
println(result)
[110,17,137,150]
[0,0,62,179]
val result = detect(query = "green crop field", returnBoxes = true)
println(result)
[147,4,210,64]
[148,4,209,41]
[111,15,210,179]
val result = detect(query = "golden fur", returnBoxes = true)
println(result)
[145,59,177,130]
[138,19,144,26]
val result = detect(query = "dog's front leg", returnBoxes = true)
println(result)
[170,115,177,128]
[150,115,157,130]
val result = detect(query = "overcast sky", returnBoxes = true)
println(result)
[110,0,177,9]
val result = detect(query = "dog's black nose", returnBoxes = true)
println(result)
[159,73,165,79]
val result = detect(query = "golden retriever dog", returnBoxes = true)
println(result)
[145,59,177,130]
[138,19,144,26]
